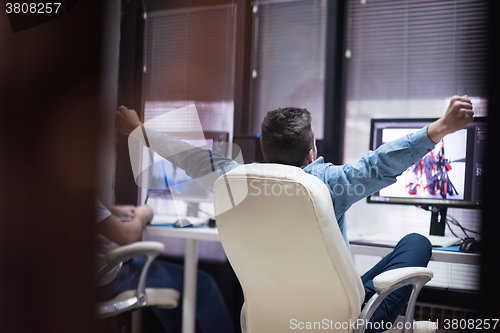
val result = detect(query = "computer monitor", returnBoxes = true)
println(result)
[367,118,486,236]
[146,131,230,203]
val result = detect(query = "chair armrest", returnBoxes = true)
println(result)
[354,267,434,333]
[105,241,165,262]
[95,241,165,307]
[95,241,165,283]
[373,267,433,291]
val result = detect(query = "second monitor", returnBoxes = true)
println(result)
[367,117,486,236]
[147,131,230,203]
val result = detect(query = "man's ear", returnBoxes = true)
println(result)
[309,149,315,163]
[306,149,315,165]
[301,149,315,168]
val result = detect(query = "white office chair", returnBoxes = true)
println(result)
[95,241,180,333]
[213,164,436,333]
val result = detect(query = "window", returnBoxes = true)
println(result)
[249,0,327,138]
[140,4,237,260]
[343,0,489,290]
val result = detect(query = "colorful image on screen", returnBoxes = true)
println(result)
[379,129,467,200]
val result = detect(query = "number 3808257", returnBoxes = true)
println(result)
[5,3,62,14]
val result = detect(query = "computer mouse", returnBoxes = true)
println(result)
[173,219,193,228]
[459,238,481,252]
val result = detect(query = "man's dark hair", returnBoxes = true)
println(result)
[260,107,314,167]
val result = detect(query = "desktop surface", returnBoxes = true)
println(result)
[347,230,479,265]
[350,232,461,248]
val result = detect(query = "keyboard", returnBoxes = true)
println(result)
[426,235,462,248]
[150,215,208,226]
[150,215,180,225]
[360,233,461,248]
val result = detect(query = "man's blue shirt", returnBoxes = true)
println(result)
[303,126,435,250]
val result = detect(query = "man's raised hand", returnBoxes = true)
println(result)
[427,95,474,144]
[115,106,144,136]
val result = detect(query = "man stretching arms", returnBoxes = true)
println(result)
[115,95,473,332]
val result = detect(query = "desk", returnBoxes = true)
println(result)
[145,226,480,332]
[349,242,480,265]
[144,226,219,333]
[347,230,480,265]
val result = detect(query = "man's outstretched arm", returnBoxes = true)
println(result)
[324,95,474,215]
[115,106,144,136]
[115,106,240,192]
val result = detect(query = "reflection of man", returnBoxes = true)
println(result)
[94,200,235,333]
[115,95,473,333]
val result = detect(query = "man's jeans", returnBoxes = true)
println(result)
[361,233,432,333]
[96,257,235,333]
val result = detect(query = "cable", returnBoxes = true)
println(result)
[447,217,469,238]
[446,220,460,238]
[449,220,476,235]
[197,207,214,218]
[447,215,481,235]
[418,205,481,237]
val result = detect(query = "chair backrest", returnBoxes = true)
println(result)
[214,164,365,333]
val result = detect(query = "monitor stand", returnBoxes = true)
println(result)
[187,202,200,217]
[429,206,447,236]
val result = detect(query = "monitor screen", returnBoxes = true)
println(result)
[146,131,229,202]
[367,118,486,208]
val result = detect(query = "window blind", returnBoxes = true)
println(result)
[345,0,489,100]
[249,0,327,138]
[143,4,237,135]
